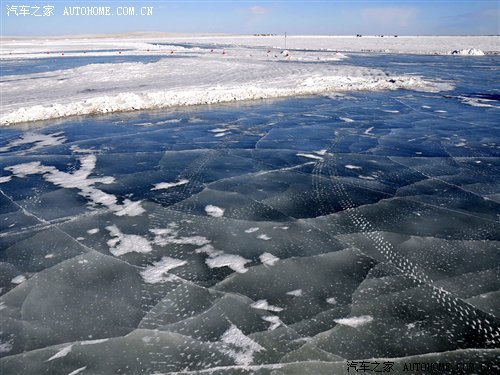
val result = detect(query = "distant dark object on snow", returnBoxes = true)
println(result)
[356,34,362,37]
[253,33,275,36]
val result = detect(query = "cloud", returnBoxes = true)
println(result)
[362,7,418,28]
[248,6,269,15]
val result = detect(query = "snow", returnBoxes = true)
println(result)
[196,244,250,274]
[0,176,12,183]
[4,154,147,217]
[106,225,153,256]
[262,315,282,331]
[296,153,324,161]
[345,165,362,170]
[79,338,109,345]
[152,179,189,190]
[259,252,279,266]
[0,132,66,152]
[326,297,338,305]
[205,205,225,218]
[140,256,187,284]
[286,289,303,297]
[334,315,373,328]
[250,299,284,312]
[47,345,73,361]
[151,226,210,247]
[205,254,250,274]
[113,199,146,217]
[244,227,260,233]
[0,338,13,353]
[257,234,272,241]
[87,228,100,234]
[11,275,26,284]
[0,35,471,125]
[220,325,264,366]
[339,117,355,123]
[449,48,485,56]
[67,367,87,375]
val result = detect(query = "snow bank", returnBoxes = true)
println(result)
[0,39,454,125]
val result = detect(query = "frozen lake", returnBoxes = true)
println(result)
[0,52,499,374]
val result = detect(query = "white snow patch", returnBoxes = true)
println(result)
[0,176,12,183]
[220,324,264,366]
[47,345,73,361]
[80,338,109,345]
[334,315,373,328]
[358,175,375,180]
[197,244,250,274]
[0,132,66,152]
[151,224,210,247]
[4,155,143,216]
[205,204,225,217]
[250,299,283,312]
[67,366,87,375]
[326,297,337,305]
[11,275,26,284]
[214,132,229,137]
[45,253,55,259]
[296,153,324,161]
[363,126,375,135]
[458,96,500,109]
[315,149,328,155]
[345,164,362,170]
[113,199,145,217]
[152,179,189,190]
[339,117,355,123]
[259,252,279,266]
[257,234,272,241]
[140,256,187,284]
[286,289,303,297]
[87,228,99,234]
[245,227,259,233]
[262,315,282,330]
[0,338,13,353]
[382,109,399,113]
[106,225,152,256]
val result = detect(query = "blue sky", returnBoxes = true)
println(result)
[2,1,499,36]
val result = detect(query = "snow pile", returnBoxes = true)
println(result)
[449,48,485,56]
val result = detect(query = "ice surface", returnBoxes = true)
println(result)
[0,50,499,374]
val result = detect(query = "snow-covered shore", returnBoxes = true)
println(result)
[2,34,495,125]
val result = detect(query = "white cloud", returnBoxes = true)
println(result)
[248,6,269,15]
[362,7,418,28]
